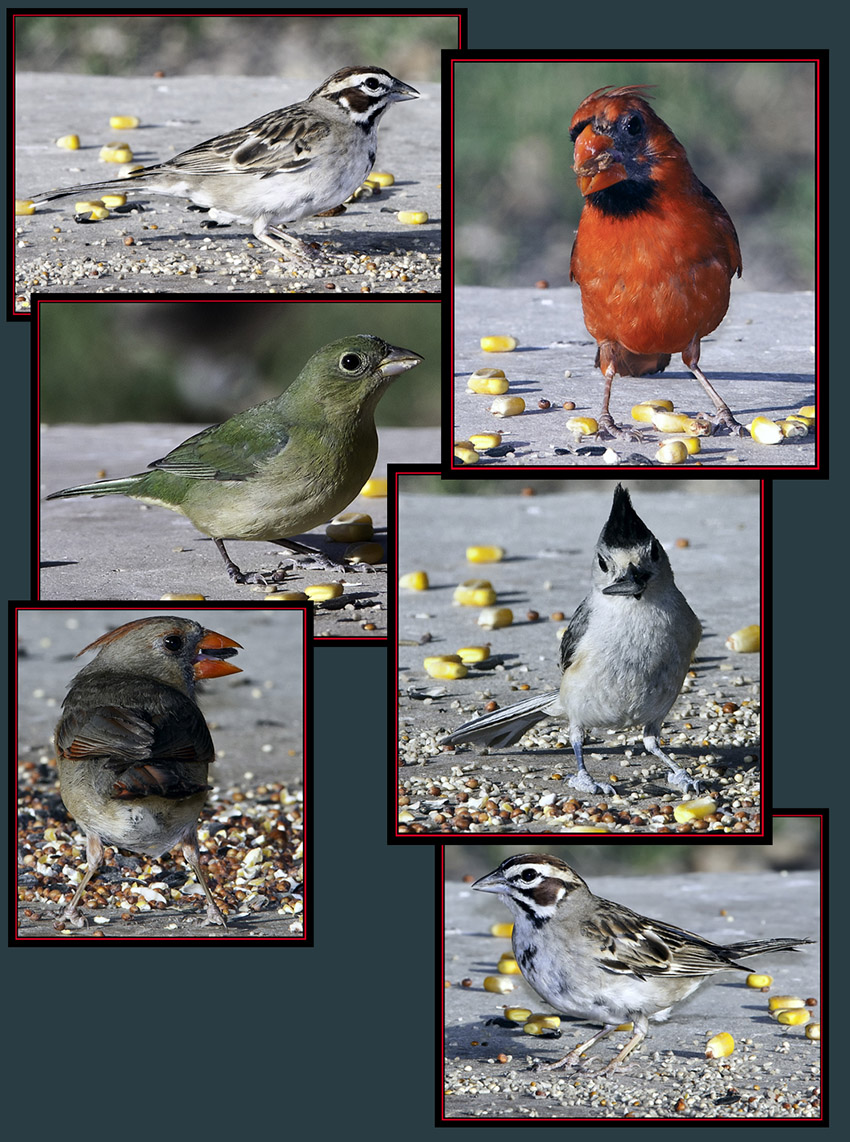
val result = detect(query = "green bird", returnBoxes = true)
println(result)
[46,334,423,584]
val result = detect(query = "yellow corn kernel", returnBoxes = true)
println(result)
[468,432,502,450]
[656,440,689,465]
[705,1032,735,1058]
[477,607,513,630]
[263,591,309,601]
[466,545,505,563]
[531,1014,561,1030]
[726,625,760,653]
[615,1023,634,1031]
[119,163,145,177]
[397,210,428,224]
[77,204,110,221]
[303,582,344,601]
[456,646,490,664]
[768,996,806,1011]
[453,580,497,607]
[15,199,36,215]
[325,512,373,542]
[504,1007,532,1023]
[497,957,521,975]
[454,445,480,464]
[672,435,701,455]
[344,541,383,565]
[787,414,815,428]
[360,477,387,497]
[483,975,515,994]
[423,657,468,680]
[798,405,816,419]
[566,416,599,435]
[673,797,717,823]
[746,974,773,989]
[523,1021,547,1035]
[109,115,140,129]
[56,134,80,150]
[563,826,611,833]
[777,419,808,438]
[101,193,127,208]
[631,399,675,422]
[490,922,513,938]
[480,336,518,352]
[490,395,525,417]
[99,144,134,163]
[159,593,207,600]
[75,200,104,213]
[805,1022,820,1040]
[369,171,395,187]
[776,1009,810,1026]
[748,416,783,444]
[652,411,698,433]
[468,374,509,395]
[399,571,429,591]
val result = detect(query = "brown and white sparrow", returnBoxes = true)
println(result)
[29,66,419,263]
[442,485,703,794]
[54,616,242,929]
[474,853,813,1076]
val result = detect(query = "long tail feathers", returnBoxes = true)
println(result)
[440,690,561,749]
[45,476,142,500]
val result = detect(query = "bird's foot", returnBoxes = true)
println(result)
[53,908,85,931]
[225,563,292,587]
[567,771,616,797]
[261,228,334,268]
[293,552,380,574]
[666,766,703,794]
[712,407,746,437]
[597,414,645,442]
[203,904,228,928]
[532,1050,585,1073]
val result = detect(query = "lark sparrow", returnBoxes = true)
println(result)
[442,485,703,794]
[474,853,813,1076]
[29,66,419,263]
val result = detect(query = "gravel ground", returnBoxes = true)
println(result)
[444,860,821,1121]
[14,73,441,310]
[15,607,305,941]
[397,482,762,835]
[453,287,817,468]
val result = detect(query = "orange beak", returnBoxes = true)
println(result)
[573,124,627,196]
[194,629,243,679]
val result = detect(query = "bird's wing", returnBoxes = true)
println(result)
[590,900,742,979]
[57,705,156,762]
[149,406,290,481]
[160,108,331,177]
[559,596,592,674]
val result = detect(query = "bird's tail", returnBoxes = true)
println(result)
[440,690,561,749]
[31,173,149,204]
[726,937,815,961]
[45,475,143,500]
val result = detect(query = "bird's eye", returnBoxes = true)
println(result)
[624,114,643,136]
[364,76,381,90]
[163,634,183,652]
[520,869,537,883]
[598,554,608,572]
[650,539,660,561]
[339,353,363,373]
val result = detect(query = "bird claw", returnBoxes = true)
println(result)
[597,415,646,442]
[667,767,702,794]
[712,409,746,436]
[567,772,616,797]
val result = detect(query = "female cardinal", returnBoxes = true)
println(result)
[53,616,242,930]
[569,85,743,437]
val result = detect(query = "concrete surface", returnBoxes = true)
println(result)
[14,73,441,310]
[41,426,439,634]
[454,288,817,468]
[398,483,762,832]
[16,607,305,939]
[444,864,820,1119]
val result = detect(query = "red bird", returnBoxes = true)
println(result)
[569,85,743,437]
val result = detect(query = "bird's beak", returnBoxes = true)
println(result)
[194,629,243,679]
[378,346,424,379]
[602,564,651,598]
[472,870,507,895]
[391,80,420,101]
[573,124,628,196]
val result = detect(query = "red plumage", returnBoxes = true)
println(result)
[569,85,743,436]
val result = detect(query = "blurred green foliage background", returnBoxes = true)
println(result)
[39,301,440,426]
[15,13,457,82]
[454,60,816,291]
[444,818,821,880]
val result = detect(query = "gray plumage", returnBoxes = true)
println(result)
[440,485,702,794]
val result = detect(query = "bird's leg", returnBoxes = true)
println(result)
[54,830,104,929]
[682,338,745,436]
[594,1018,649,1077]
[181,834,227,927]
[642,726,702,794]
[533,1024,618,1072]
[566,731,615,796]
[594,343,646,441]
[213,538,290,586]
[254,219,329,268]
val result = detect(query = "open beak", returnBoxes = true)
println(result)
[573,124,628,196]
[194,629,243,679]
[379,345,424,379]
